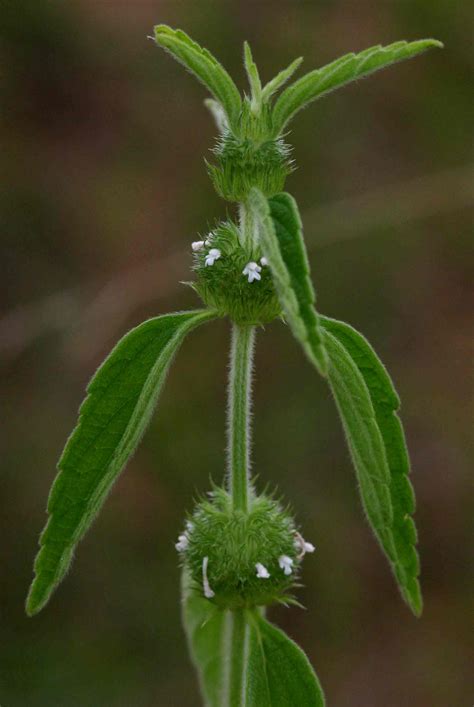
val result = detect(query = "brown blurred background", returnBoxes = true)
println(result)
[1,1,473,705]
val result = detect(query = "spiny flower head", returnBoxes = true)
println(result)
[176,486,316,610]
[191,221,280,325]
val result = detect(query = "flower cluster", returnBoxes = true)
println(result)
[176,486,315,609]
[193,237,269,284]
[191,221,281,325]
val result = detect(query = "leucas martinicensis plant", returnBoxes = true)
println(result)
[27,26,442,705]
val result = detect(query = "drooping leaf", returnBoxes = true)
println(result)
[272,39,443,135]
[320,315,422,615]
[181,573,325,707]
[249,188,328,376]
[318,325,395,577]
[245,610,326,706]
[26,310,216,616]
[154,25,242,133]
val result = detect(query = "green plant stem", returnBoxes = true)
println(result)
[227,609,249,705]
[228,323,255,512]
[225,322,255,705]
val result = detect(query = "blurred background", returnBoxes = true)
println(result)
[1,1,472,705]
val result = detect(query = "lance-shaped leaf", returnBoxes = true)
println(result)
[320,315,422,615]
[320,327,394,567]
[272,39,443,135]
[245,611,326,706]
[243,41,262,111]
[182,571,325,706]
[261,56,303,103]
[26,310,216,616]
[154,25,242,133]
[249,188,328,376]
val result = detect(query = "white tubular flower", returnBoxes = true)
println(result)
[185,520,194,532]
[260,256,268,266]
[255,562,270,579]
[243,261,262,283]
[205,248,221,266]
[294,532,316,559]
[202,556,215,598]
[175,534,188,552]
[192,240,205,252]
[278,555,294,576]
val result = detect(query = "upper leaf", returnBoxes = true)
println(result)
[154,25,242,133]
[271,39,443,135]
[243,41,262,112]
[26,310,216,616]
[181,570,326,706]
[320,315,422,615]
[249,188,328,376]
[261,56,303,103]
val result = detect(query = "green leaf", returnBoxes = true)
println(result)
[26,310,216,616]
[243,41,262,111]
[154,25,242,133]
[182,571,325,706]
[245,611,326,706]
[261,57,303,103]
[320,316,422,615]
[249,188,328,376]
[272,39,443,135]
[182,569,228,706]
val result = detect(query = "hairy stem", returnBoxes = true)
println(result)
[227,609,249,704]
[227,323,255,512]
[224,202,257,705]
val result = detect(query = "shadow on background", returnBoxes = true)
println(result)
[1,1,472,705]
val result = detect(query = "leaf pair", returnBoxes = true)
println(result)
[154,25,442,138]
[250,189,421,615]
[26,189,421,619]
[26,309,217,616]
[182,570,325,706]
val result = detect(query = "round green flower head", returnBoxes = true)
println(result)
[191,221,281,325]
[176,486,315,610]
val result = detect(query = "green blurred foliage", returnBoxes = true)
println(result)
[0,1,472,705]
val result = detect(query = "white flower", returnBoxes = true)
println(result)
[243,261,262,283]
[294,532,316,559]
[205,248,221,266]
[255,562,270,579]
[185,520,194,532]
[260,256,268,266]
[175,534,188,552]
[192,240,205,252]
[202,556,215,598]
[278,555,294,576]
